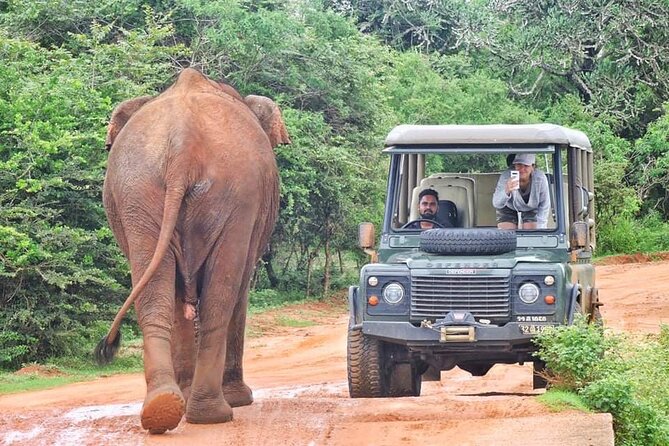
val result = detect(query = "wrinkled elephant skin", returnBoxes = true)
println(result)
[100,68,290,433]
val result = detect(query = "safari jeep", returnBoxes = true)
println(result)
[347,124,600,397]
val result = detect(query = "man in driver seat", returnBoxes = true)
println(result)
[405,189,442,230]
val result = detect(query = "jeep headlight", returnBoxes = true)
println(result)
[518,283,540,304]
[382,282,405,304]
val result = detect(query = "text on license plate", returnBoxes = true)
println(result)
[519,324,551,335]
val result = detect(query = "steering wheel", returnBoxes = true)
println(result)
[401,218,444,229]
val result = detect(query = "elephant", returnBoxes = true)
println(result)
[95,68,290,434]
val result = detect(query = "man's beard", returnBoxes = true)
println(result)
[420,211,436,220]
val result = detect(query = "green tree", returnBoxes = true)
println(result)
[272,108,383,296]
[629,104,669,218]
[0,10,183,368]
[455,0,669,137]
[325,0,465,53]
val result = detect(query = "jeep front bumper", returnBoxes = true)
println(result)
[359,320,552,349]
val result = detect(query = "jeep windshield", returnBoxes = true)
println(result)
[386,149,564,233]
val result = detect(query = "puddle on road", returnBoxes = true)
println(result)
[2,403,143,446]
[253,382,347,399]
[2,426,44,444]
[1,383,348,445]
[63,402,142,422]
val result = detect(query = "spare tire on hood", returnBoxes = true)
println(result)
[419,228,517,255]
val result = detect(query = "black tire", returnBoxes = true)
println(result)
[421,364,441,382]
[573,300,604,327]
[590,306,603,326]
[420,228,517,255]
[533,360,549,389]
[388,363,422,397]
[347,327,386,398]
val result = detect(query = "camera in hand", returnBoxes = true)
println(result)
[510,170,520,190]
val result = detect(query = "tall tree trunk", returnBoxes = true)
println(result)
[281,246,295,276]
[338,249,344,274]
[306,255,313,297]
[323,238,331,298]
[251,263,260,290]
[262,245,279,288]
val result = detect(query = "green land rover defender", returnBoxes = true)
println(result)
[347,124,600,397]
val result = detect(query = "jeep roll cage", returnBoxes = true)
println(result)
[381,124,595,250]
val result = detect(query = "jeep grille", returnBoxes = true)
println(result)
[411,274,511,323]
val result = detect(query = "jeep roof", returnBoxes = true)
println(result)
[383,124,592,151]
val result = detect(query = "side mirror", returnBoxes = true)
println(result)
[569,221,589,249]
[358,222,375,249]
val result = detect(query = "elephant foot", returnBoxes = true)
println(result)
[140,385,185,434]
[186,393,233,424]
[223,380,254,407]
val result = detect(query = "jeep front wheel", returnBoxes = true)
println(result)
[347,327,387,398]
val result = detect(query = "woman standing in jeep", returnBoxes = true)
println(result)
[492,153,550,229]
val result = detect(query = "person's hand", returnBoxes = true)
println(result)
[505,177,519,194]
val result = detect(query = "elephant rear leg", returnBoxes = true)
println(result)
[130,250,185,433]
[185,232,255,424]
[222,259,256,408]
[171,285,197,403]
[223,215,275,407]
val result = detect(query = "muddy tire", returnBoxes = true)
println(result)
[590,306,603,326]
[533,360,549,389]
[347,327,386,398]
[421,364,441,382]
[420,228,517,255]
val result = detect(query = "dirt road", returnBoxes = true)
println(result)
[2,259,668,446]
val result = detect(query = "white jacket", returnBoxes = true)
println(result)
[492,169,550,228]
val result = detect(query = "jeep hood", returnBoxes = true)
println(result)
[388,249,567,269]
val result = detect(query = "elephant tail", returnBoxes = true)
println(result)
[95,185,186,365]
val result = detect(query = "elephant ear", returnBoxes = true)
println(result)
[244,95,291,148]
[105,96,153,150]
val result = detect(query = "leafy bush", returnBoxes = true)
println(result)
[597,217,642,255]
[597,212,669,256]
[0,10,179,370]
[534,316,619,390]
[249,288,305,311]
[535,323,669,445]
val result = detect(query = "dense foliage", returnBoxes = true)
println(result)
[535,322,669,445]
[1,0,668,370]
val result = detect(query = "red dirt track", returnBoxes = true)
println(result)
[2,259,668,446]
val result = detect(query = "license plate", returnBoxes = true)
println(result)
[518,324,550,335]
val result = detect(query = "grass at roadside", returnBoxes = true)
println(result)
[534,320,669,446]
[0,354,143,394]
[0,351,144,395]
[0,292,347,396]
[537,389,592,413]
[275,315,318,328]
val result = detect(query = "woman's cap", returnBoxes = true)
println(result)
[512,154,535,165]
